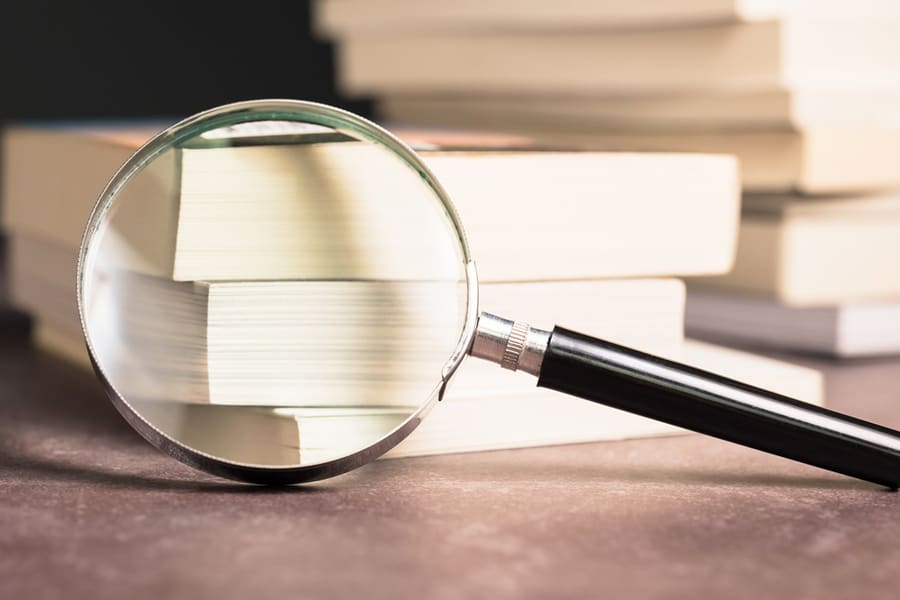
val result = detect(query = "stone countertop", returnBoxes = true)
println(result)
[1,335,899,600]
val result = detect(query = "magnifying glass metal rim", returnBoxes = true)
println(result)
[75,99,480,484]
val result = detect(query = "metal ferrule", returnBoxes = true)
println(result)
[469,312,549,377]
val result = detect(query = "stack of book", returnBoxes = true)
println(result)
[316,0,900,357]
[0,120,822,458]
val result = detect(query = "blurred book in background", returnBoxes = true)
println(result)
[315,0,900,32]
[0,123,822,456]
[315,0,900,357]
[0,235,30,339]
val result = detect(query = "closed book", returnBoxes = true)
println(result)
[376,110,900,193]
[332,21,900,96]
[380,89,900,134]
[316,0,898,34]
[393,338,824,457]
[687,288,900,357]
[689,191,900,304]
[1,124,738,281]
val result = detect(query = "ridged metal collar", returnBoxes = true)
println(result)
[469,312,549,377]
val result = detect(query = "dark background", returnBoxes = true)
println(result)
[0,0,368,122]
[0,0,364,329]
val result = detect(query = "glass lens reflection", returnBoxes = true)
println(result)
[81,118,467,467]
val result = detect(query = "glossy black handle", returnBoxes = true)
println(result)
[537,327,900,489]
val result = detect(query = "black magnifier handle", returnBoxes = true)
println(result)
[472,314,900,489]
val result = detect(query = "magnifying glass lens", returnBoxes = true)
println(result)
[79,109,471,473]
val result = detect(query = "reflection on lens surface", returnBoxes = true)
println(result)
[80,117,468,467]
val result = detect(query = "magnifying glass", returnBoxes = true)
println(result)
[77,99,900,488]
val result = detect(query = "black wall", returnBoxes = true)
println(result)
[0,0,369,122]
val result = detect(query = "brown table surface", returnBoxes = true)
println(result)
[2,321,900,599]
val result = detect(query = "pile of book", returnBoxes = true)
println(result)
[317,0,900,357]
[0,121,822,458]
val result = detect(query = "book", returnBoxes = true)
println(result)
[7,232,83,343]
[10,232,686,404]
[316,0,899,34]
[690,192,900,305]
[87,273,464,407]
[379,89,900,132]
[686,288,900,357]
[376,114,900,194]
[332,20,900,96]
[1,124,739,281]
[394,339,824,457]
[487,128,900,195]
[109,334,826,464]
[128,400,307,466]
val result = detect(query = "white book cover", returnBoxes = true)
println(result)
[380,89,900,134]
[687,288,900,357]
[316,0,900,34]
[335,20,900,96]
[1,125,739,281]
